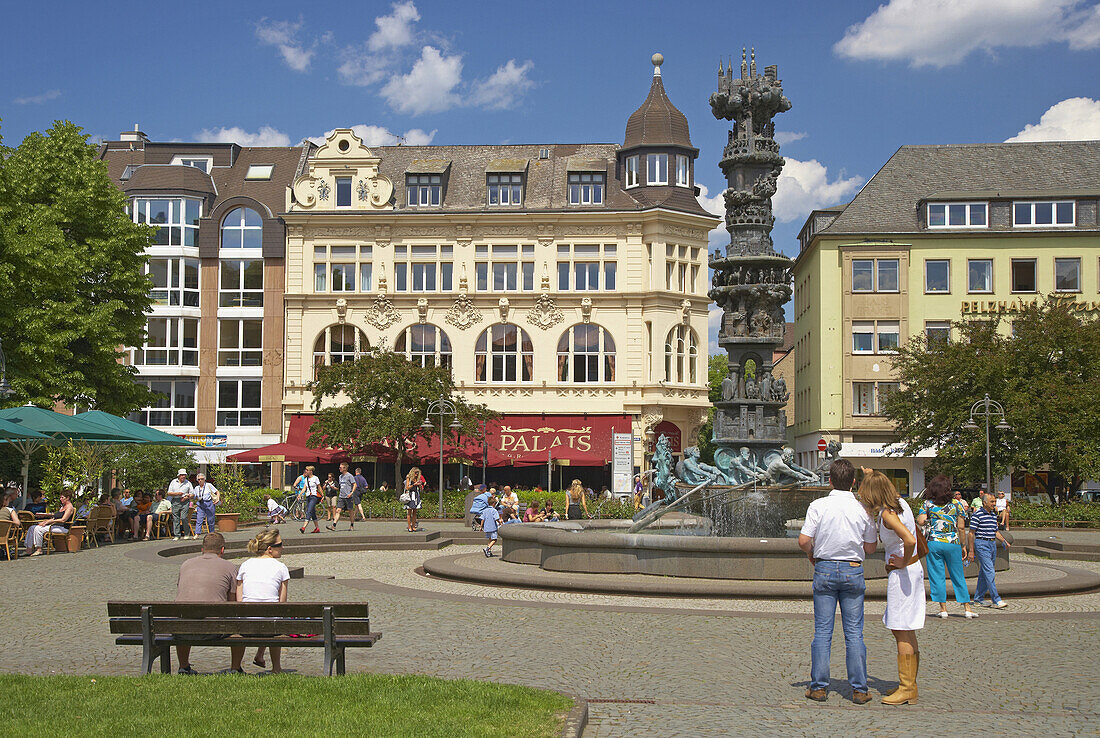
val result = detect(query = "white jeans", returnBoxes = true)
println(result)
[26,524,66,549]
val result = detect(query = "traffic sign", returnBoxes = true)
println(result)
[817,438,828,452]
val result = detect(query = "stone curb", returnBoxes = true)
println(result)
[560,694,589,738]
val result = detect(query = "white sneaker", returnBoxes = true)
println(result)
[937,611,949,619]
[992,600,1007,609]
[964,610,979,619]
[173,536,180,541]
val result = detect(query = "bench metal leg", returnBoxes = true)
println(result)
[159,645,171,674]
[336,648,346,675]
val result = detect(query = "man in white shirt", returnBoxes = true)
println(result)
[798,458,877,704]
[167,469,194,541]
[193,473,220,536]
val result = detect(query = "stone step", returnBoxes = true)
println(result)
[1031,538,1100,553]
[1021,546,1100,562]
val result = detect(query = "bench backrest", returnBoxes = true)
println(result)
[107,601,371,636]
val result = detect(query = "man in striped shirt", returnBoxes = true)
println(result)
[969,493,1011,608]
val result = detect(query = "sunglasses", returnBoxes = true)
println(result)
[270,542,283,548]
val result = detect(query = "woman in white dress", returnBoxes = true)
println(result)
[858,468,923,705]
[237,528,290,673]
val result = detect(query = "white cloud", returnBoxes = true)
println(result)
[198,126,292,147]
[834,0,1099,67]
[256,18,315,72]
[337,52,388,87]
[695,183,729,250]
[774,131,807,145]
[1005,97,1100,141]
[469,60,535,110]
[708,305,723,351]
[380,46,463,115]
[773,158,864,224]
[368,1,420,51]
[308,125,437,147]
[14,89,60,105]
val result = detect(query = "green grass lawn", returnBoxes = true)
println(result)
[0,673,573,737]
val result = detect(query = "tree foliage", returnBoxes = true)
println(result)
[883,298,1100,489]
[0,121,154,413]
[307,349,496,482]
[112,444,197,491]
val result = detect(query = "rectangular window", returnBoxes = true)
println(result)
[133,318,198,367]
[877,382,900,413]
[217,319,262,367]
[410,263,435,291]
[406,174,442,206]
[216,379,261,427]
[314,264,326,292]
[1014,200,1075,226]
[924,259,950,293]
[574,262,599,291]
[148,257,200,307]
[927,202,987,228]
[625,156,639,188]
[335,177,352,207]
[1011,259,1036,293]
[359,263,373,292]
[852,259,874,292]
[132,198,200,247]
[852,322,874,353]
[646,153,668,185]
[877,259,899,292]
[877,321,900,353]
[177,158,210,173]
[567,173,605,205]
[1055,257,1081,292]
[925,321,951,345]
[244,164,274,181]
[853,382,875,416]
[476,263,489,291]
[219,259,264,307]
[675,155,689,186]
[330,263,355,292]
[968,259,993,293]
[604,261,617,290]
[441,261,453,291]
[492,262,516,291]
[136,379,196,427]
[558,262,569,290]
[521,262,534,291]
[487,173,523,206]
[394,262,407,292]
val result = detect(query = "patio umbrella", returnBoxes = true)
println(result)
[0,418,48,441]
[0,405,139,505]
[74,410,202,448]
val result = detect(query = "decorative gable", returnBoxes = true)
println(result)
[290,128,394,211]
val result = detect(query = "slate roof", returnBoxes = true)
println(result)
[822,141,1100,235]
[623,74,693,150]
[122,164,216,197]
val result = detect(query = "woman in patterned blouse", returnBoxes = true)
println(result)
[917,475,977,619]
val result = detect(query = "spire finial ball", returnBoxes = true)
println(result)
[651,52,664,67]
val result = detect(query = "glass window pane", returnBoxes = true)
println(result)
[221,261,241,290]
[336,178,352,207]
[558,262,569,290]
[1056,201,1074,224]
[243,260,264,289]
[1034,202,1053,224]
[925,260,949,292]
[1011,260,1035,292]
[877,260,899,292]
[852,260,873,291]
[241,227,262,249]
[360,263,373,291]
[1055,258,1080,291]
[314,264,326,291]
[1014,203,1031,225]
[968,260,992,292]
[948,204,966,226]
[970,204,986,226]
[604,262,616,290]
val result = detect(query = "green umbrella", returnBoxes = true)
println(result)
[0,418,48,440]
[74,410,203,448]
[0,405,138,505]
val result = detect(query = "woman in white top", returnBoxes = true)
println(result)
[295,466,322,535]
[237,528,290,673]
[858,468,923,705]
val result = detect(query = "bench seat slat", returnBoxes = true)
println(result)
[109,618,372,635]
[115,634,381,648]
[107,602,368,618]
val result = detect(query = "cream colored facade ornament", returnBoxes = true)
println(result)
[498,297,511,322]
[681,299,692,324]
[640,411,664,433]
[417,297,429,324]
[289,128,394,212]
[364,294,401,330]
[526,293,564,330]
[336,298,348,323]
[540,262,551,290]
[580,297,593,323]
[445,293,482,330]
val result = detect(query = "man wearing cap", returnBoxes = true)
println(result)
[193,473,220,536]
[167,469,194,541]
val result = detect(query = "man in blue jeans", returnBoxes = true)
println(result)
[969,493,1010,608]
[798,458,878,704]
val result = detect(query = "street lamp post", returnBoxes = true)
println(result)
[962,393,1012,496]
[0,337,14,399]
[421,396,461,520]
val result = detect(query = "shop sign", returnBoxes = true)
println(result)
[180,434,228,449]
[961,296,1100,316]
[258,455,285,462]
[612,432,633,497]
[498,424,593,454]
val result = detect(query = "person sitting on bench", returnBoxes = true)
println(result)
[175,532,246,674]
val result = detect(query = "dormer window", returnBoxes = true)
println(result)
[487,173,523,206]
[407,174,442,206]
[927,202,986,228]
[676,155,689,186]
[120,165,137,181]
[171,156,211,173]
[646,153,668,185]
[245,164,274,181]
[335,177,352,207]
[1014,200,1074,227]
[568,173,604,205]
[625,156,639,188]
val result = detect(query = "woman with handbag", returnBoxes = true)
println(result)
[403,467,424,532]
[917,475,977,620]
[858,469,924,705]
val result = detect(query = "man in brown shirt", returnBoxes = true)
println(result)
[175,532,245,674]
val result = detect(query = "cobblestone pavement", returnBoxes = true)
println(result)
[2,521,1097,737]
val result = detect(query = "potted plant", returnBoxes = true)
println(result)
[211,463,249,532]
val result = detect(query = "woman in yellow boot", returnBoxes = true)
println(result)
[858,469,923,705]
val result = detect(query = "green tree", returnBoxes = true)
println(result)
[0,121,154,413]
[112,444,197,491]
[883,298,1100,491]
[307,349,496,485]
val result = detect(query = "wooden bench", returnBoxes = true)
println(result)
[107,601,381,675]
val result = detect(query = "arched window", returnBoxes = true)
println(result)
[475,324,533,383]
[395,324,452,369]
[557,324,616,383]
[664,325,699,384]
[313,325,369,376]
[220,207,263,249]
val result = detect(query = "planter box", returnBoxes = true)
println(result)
[215,513,240,533]
[49,526,85,553]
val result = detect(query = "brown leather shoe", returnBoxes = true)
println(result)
[804,688,827,702]
[852,691,872,704]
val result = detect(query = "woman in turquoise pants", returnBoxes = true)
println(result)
[917,475,977,619]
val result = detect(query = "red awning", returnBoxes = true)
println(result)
[227,414,342,463]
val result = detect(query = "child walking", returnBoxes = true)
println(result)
[482,496,501,557]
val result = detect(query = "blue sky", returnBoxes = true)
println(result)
[4,0,1099,343]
